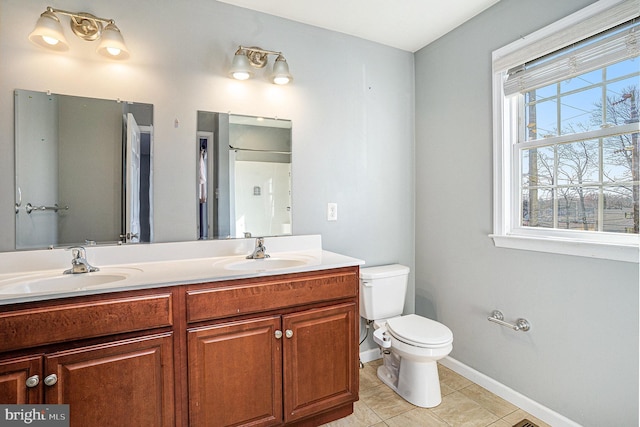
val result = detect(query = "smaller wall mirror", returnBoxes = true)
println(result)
[197,112,292,239]
[14,89,154,250]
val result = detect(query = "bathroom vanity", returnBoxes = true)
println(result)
[0,236,362,427]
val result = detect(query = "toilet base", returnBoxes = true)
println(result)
[377,357,442,408]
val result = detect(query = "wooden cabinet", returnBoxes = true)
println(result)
[0,265,360,427]
[0,335,175,427]
[188,304,358,427]
[186,267,359,427]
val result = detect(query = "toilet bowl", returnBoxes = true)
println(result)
[360,264,453,408]
[373,314,453,408]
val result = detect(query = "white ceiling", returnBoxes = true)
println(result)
[216,0,500,52]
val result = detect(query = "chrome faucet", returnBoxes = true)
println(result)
[64,246,100,274]
[246,237,270,259]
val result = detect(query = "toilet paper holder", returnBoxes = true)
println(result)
[487,310,530,332]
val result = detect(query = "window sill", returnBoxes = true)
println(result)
[489,234,639,263]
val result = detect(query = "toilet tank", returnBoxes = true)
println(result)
[359,264,410,321]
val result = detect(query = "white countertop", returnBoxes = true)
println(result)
[0,235,364,306]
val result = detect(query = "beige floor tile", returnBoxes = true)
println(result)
[459,383,518,418]
[359,364,382,392]
[501,410,551,427]
[440,381,456,396]
[320,400,383,427]
[348,361,548,427]
[431,391,500,427]
[369,358,384,368]
[385,408,449,427]
[487,419,512,427]
[438,363,473,391]
[359,383,416,420]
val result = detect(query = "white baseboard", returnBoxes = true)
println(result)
[359,348,382,364]
[439,356,581,427]
[358,350,580,427]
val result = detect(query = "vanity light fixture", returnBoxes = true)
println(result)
[229,46,292,85]
[29,6,130,60]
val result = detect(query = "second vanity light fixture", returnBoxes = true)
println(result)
[28,6,130,60]
[229,46,292,85]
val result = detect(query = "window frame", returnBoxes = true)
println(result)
[491,0,639,263]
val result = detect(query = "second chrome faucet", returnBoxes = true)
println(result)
[246,237,270,260]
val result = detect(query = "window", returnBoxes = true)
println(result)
[491,0,639,262]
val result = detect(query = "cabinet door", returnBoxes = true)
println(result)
[283,302,358,422]
[44,333,174,427]
[0,356,42,404]
[188,316,282,427]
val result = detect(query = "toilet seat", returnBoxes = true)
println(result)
[386,314,453,348]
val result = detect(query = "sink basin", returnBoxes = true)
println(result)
[223,257,309,271]
[0,268,141,295]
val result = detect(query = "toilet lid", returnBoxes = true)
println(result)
[386,314,453,348]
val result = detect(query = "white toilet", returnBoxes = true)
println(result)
[360,264,453,408]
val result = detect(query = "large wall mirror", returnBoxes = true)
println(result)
[14,89,154,250]
[197,111,292,239]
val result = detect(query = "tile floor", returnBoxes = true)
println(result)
[322,359,551,427]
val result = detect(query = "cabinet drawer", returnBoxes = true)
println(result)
[187,268,358,323]
[0,293,173,352]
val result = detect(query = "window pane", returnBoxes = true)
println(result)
[603,186,637,233]
[560,87,602,133]
[524,95,558,140]
[560,69,602,92]
[606,57,640,81]
[603,133,636,182]
[522,187,554,228]
[604,79,639,127]
[556,139,599,185]
[556,187,598,230]
[532,84,557,100]
[521,146,555,186]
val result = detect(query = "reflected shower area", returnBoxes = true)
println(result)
[197,112,292,240]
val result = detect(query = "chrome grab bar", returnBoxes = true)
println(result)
[487,310,530,332]
[25,203,69,214]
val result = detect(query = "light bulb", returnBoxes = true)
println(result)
[106,47,121,56]
[232,71,251,80]
[273,76,290,85]
[42,36,60,46]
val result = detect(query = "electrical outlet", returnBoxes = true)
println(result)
[327,203,338,221]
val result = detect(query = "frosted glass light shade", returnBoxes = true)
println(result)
[271,56,292,85]
[28,10,69,52]
[229,52,254,80]
[96,23,130,60]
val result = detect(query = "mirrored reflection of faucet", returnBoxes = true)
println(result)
[247,237,270,259]
[64,246,100,274]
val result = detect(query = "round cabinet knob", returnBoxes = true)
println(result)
[275,330,283,339]
[25,375,40,388]
[44,374,58,386]
[285,329,294,339]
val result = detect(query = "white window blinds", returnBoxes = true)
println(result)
[503,18,639,96]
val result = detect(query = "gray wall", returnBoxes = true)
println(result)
[414,1,638,426]
[0,0,415,279]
